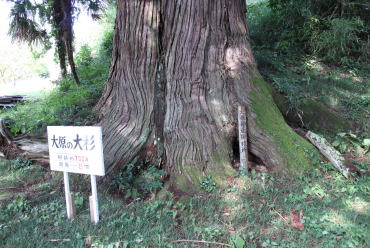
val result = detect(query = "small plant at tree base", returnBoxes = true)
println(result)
[140,166,166,193]
[9,157,31,170]
[110,164,166,198]
[332,132,370,154]
[200,175,217,193]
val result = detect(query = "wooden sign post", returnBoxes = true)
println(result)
[63,172,74,220]
[47,126,105,224]
[238,106,248,172]
[89,175,99,223]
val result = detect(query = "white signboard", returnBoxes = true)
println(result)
[47,126,105,176]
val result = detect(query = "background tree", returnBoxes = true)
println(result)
[264,0,369,63]
[7,0,103,84]
[97,0,316,194]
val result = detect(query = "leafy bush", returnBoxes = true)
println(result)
[248,0,370,64]
[2,80,104,135]
[75,44,93,67]
[312,18,368,63]
[9,157,32,170]
[0,197,31,223]
[110,164,166,198]
[332,132,370,154]
[200,175,217,193]
[97,4,116,59]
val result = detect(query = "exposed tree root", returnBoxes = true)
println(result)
[0,118,49,164]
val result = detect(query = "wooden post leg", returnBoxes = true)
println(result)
[89,175,99,224]
[63,172,74,221]
[89,195,95,223]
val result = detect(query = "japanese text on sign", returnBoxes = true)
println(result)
[238,106,248,171]
[47,126,105,176]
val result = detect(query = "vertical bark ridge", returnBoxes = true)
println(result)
[96,0,160,175]
[161,0,241,191]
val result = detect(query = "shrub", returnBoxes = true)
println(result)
[312,18,368,64]
[76,44,93,67]
[248,0,370,64]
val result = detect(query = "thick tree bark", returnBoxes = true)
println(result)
[97,0,315,193]
[97,0,160,173]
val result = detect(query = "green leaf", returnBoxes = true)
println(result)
[350,140,362,147]
[332,140,340,147]
[338,132,346,137]
[339,143,347,153]
[349,133,357,138]
[230,234,245,248]
[362,139,370,146]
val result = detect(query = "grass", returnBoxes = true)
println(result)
[0,158,369,248]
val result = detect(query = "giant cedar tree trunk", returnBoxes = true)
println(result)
[97,0,315,193]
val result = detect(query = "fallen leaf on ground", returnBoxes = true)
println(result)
[290,210,304,231]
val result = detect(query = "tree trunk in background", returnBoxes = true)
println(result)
[97,0,315,193]
[52,0,67,77]
[52,0,80,85]
[62,0,80,85]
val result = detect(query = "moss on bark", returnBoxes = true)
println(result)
[168,144,235,194]
[272,91,351,134]
[250,73,317,173]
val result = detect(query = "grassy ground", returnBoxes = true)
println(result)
[0,158,369,248]
[254,49,370,133]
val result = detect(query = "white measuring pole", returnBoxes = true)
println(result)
[238,106,248,172]
[63,172,74,220]
[90,175,99,224]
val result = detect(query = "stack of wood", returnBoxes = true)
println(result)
[0,95,28,108]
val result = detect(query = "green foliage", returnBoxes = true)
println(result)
[248,0,370,65]
[98,24,114,59]
[0,197,31,223]
[250,41,370,132]
[355,162,370,175]
[140,166,166,193]
[31,199,66,225]
[312,18,369,64]
[200,175,217,193]
[95,3,115,60]
[229,233,245,248]
[111,165,166,198]
[8,157,31,170]
[332,132,370,154]
[7,0,104,76]
[1,80,103,135]
[75,44,93,67]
